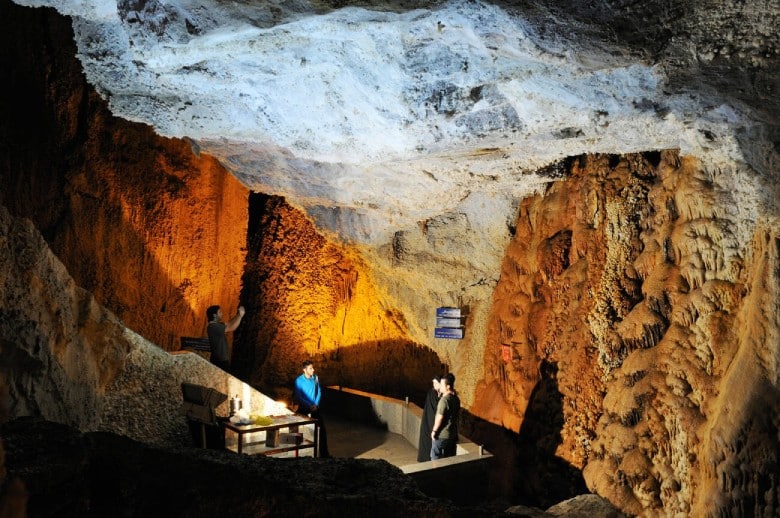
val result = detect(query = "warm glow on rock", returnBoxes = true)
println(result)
[0,2,249,351]
[56,133,248,351]
[468,151,779,515]
[234,194,441,401]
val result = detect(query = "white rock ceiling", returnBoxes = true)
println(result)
[13,0,778,245]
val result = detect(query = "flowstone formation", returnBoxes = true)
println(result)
[586,159,779,517]
[472,151,779,516]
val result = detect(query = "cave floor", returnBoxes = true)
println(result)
[326,413,420,466]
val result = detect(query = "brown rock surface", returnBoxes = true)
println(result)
[471,152,779,516]
[234,194,442,402]
[0,205,131,429]
[0,0,248,351]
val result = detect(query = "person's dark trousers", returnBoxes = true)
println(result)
[310,409,330,457]
[431,438,456,459]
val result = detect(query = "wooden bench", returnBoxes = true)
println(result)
[180,382,227,449]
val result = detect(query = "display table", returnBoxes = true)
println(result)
[222,414,319,457]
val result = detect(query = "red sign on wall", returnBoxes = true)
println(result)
[501,344,511,362]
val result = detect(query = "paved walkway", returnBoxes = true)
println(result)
[325,413,421,467]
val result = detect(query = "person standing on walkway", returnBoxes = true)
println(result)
[430,373,460,460]
[293,360,330,457]
[206,304,245,371]
[417,375,442,462]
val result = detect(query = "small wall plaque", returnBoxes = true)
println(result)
[436,317,463,327]
[435,327,464,339]
[436,307,461,318]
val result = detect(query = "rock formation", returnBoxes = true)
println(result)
[0,0,248,351]
[1,0,778,516]
[473,152,779,515]
[0,195,624,518]
[234,193,442,400]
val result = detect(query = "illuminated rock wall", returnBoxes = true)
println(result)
[234,193,442,402]
[0,0,248,351]
[585,158,779,518]
[52,129,249,351]
[472,151,779,516]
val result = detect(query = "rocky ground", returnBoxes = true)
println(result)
[0,418,627,517]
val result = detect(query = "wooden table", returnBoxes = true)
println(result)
[222,414,319,457]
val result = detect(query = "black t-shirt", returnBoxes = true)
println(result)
[207,321,228,362]
[436,393,460,440]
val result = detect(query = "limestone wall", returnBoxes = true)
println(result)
[468,151,779,516]
[0,0,248,352]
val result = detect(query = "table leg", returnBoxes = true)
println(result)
[315,422,320,458]
[199,423,206,449]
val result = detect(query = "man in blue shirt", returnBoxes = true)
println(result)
[293,360,330,457]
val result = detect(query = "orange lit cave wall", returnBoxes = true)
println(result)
[0,0,439,401]
[469,151,779,516]
[233,194,442,403]
[54,130,248,350]
[0,1,248,349]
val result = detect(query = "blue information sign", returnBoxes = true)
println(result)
[435,327,464,339]
[436,317,462,327]
[436,307,461,318]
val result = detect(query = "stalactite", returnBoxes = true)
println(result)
[335,270,359,305]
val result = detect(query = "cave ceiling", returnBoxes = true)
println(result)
[11,0,779,244]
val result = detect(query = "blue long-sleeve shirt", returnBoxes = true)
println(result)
[294,373,321,413]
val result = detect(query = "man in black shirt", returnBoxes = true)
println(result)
[430,373,460,459]
[206,304,245,371]
[417,375,442,462]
